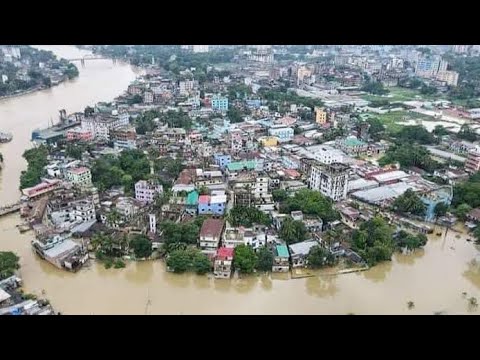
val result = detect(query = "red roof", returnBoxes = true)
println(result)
[200,218,225,238]
[198,195,210,204]
[216,247,234,259]
[284,169,301,178]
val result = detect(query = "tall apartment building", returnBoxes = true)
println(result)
[309,162,349,201]
[315,107,327,124]
[65,167,92,189]
[135,180,163,204]
[81,112,130,141]
[436,70,459,87]
[465,149,480,173]
[211,95,229,111]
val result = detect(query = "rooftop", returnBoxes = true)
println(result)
[276,244,289,258]
[288,240,319,256]
[186,190,199,206]
[43,239,79,259]
[216,247,234,259]
[200,218,225,238]
[227,160,256,172]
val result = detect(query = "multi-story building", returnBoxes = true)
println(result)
[213,247,233,279]
[134,180,163,204]
[128,84,143,95]
[179,80,197,96]
[199,218,225,257]
[289,240,320,268]
[335,137,368,156]
[309,162,349,201]
[268,125,294,142]
[81,112,130,141]
[48,196,96,229]
[272,245,290,272]
[213,154,231,169]
[65,167,92,189]
[111,126,137,150]
[436,70,459,87]
[415,56,441,78]
[198,193,227,215]
[254,174,270,200]
[315,107,327,124]
[66,127,93,142]
[465,148,480,173]
[144,90,154,104]
[211,95,229,112]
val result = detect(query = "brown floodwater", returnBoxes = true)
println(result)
[1,46,480,314]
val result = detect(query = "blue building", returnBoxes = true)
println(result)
[421,186,453,222]
[214,154,232,169]
[268,126,294,142]
[212,96,229,111]
[246,99,262,109]
[198,194,226,215]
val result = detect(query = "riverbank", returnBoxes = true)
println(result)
[0,77,71,103]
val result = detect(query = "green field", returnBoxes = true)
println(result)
[364,110,436,133]
[361,87,441,103]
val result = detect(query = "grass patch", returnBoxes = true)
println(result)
[361,86,442,103]
[364,110,436,134]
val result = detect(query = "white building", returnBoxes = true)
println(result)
[179,80,197,96]
[65,167,92,188]
[309,162,349,201]
[81,112,130,141]
[144,90,154,104]
[135,180,163,204]
[192,45,209,53]
[436,70,459,87]
[149,213,157,234]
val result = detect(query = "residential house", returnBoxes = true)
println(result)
[288,240,319,268]
[198,192,227,215]
[272,244,290,272]
[214,247,234,279]
[199,218,225,257]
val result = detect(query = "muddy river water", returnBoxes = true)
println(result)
[1,45,480,314]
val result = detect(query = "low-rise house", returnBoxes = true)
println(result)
[214,247,234,279]
[335,136,368,156]
[272,244,290,272]
[31,234,88,272]
[185,190,199,215]
[22,179,62,199]
[288,240,319,268]
[467,208,480,223]
[337,205,360,229]
[199,218,225,257]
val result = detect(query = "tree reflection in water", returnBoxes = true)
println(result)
[233,276,258,294]
[463,258,480,290]
[394,248,425,266]
[192,274,211,290]
[163,271,192,288]
[260,274,273,291]
[306,275,338,298]
[361,261,393,283]
[124,261,154,284]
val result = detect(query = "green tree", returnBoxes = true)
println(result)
[227,206,271,227]
[454,203,472,221]
[233,244,257,274]
[192,251,211,274]
[395,230,428,250]
[432,125,449,137]
[281,189,339,222]
[129,94,143,105]
[256,247,274,272]
[279,217,308,245]
[129,235,153,259]
[392,189,427,216]
[361,81,389,95]
[434,202,449,218]
[0,251,20,280]
[19,145,49,189]
[366,118,386,141]
[351,216,394,266]
[457,124,478,142]
[166,249,191,273]
[272,189,288,202]
[307,245,336,268]
[84,106,95,117]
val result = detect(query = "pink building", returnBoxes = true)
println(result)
[66,127,93,142]
[22,179,62,198]
[135,180,163,204]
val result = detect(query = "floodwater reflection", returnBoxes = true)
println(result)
[306,275,338,298]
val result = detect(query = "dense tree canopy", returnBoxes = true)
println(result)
[129,235,153,259]
[392,189,427,216]
[307,245,336,268]
[395,230,428,250]
[351,216,394,266]
[166,247,212,274]
[20,145,49,189]
[280,189,339,222]
[256,247,274,272]
[279,217,308,245]
[0,251,20,280]
[233,244,257,274]
[395,125,437,145]
[361,81,389,95]
[227,206,271,227]
[379,144,441,173]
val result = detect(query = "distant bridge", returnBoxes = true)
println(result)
[66,56,117,67]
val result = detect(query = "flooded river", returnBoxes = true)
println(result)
[1,46,480,314]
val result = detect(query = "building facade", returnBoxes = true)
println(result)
[65,167,92,188]
[309,162,349,201]
[135,180,163,204]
